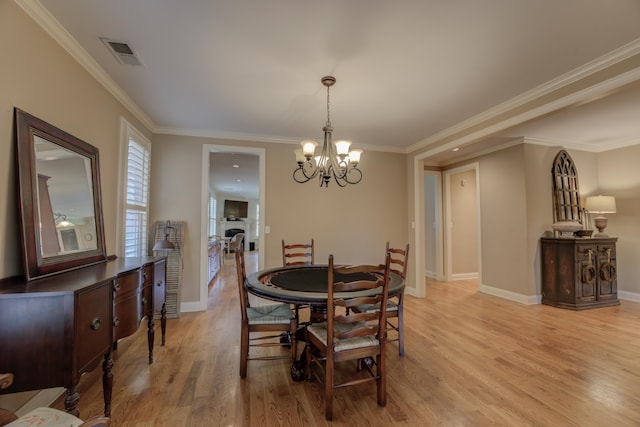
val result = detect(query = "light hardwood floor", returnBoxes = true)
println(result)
[53,252,640,426]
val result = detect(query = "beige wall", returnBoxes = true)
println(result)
[449,169,478,276]
[0,1,152,279]
[597,144,640,295]
[475,145,530,296]
[151,134,409,305]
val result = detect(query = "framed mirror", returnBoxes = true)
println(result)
[15,108,107,280]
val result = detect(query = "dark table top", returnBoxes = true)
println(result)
[245,264,404,305]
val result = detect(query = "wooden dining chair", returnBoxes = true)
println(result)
[282,239,315,322]
[227,233,244,254]
[281,239,314,266]
[352,242,409,356]
[305,253,391,420]
[235,244,297,378]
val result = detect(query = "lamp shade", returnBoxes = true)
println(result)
[153,239,175,250]
[585,195,616,214]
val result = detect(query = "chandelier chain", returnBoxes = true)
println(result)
[326,83,331,127]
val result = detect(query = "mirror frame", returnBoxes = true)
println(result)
[15,108,107,280]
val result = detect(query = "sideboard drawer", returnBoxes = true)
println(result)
[76,281,112,372]
[114,268,142,300]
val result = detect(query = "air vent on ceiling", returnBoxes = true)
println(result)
[100,37,143,66]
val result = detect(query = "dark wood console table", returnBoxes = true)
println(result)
[0,256,167,417]
[541,237,619,310]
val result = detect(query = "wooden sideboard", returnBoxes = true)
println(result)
[540,237,619,310]
[207,239,223,284]
[0,256,167,417]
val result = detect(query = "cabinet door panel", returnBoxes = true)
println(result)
[153,259,167,313]
[77,282,112,372]
[114,293,142,341]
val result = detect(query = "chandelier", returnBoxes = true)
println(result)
[293,76,363,187]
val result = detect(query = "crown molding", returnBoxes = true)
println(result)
[16,0,156,132]
[523,136,640,153]
[408,37,640,154]
[154,126,406,153]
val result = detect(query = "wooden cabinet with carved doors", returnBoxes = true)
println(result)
[541,237,619,309]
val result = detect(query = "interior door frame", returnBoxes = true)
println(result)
[423,170,445,282]
[199,144,265,311]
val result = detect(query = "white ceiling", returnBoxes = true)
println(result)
[26,0,640,184]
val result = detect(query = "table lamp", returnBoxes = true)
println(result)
[585,195,616,237]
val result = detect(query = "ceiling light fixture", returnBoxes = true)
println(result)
[293,76,362,187]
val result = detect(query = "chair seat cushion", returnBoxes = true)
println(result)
[354,300,398,314]
[247,303,294,325]
[5,407,83,427]
[307,321,379,351]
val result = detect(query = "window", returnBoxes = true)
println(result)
[255,203,260,237]
[209,194,217,237]
[120,123,151,257]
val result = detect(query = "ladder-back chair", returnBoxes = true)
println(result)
[305,253,391,420]
[236,244,297,378]
[353,242,409,356]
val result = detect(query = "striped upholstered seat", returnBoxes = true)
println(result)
[247,303,295,325]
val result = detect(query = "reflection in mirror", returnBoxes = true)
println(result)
[15,108,106,280]
[34,136,98,257]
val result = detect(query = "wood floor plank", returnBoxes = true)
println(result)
[51,254,640,426]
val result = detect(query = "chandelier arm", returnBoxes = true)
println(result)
[344,167,363,184]
[293,165,313,183]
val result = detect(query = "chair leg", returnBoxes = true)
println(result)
[289,327,297,364]
[325,352,334,421]
[240,325,249,378]
[397,306,405,356]
[304,344,312,381]
[377,352,386,407]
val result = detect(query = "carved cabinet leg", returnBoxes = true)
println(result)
[147,316,155,364]
[64,386,80,417]
[102,352,113,417]
[161,302,167,346]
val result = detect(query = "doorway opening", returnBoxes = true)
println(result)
[199,144,265,311]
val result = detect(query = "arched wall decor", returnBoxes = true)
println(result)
[551,150,584,224]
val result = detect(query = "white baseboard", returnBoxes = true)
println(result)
[450,272,479,281]
[479,284,540,305]
[180,301,203,313]
[618,290,640,302]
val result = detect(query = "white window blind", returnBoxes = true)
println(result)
[123,137,150,257]
[209,195,217,237]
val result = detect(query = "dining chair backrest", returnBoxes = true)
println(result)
[235,243,249,321]
[282,239,314,266]
[228,233,244,253]
[387,242,409,279]
[328,253,391,345]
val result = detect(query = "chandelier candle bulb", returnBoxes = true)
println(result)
[335,140,352,156]
[301,140,318,158]
[349,149,362,165]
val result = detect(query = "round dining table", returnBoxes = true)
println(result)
[245,264,404,381]
[246,264,404,306]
